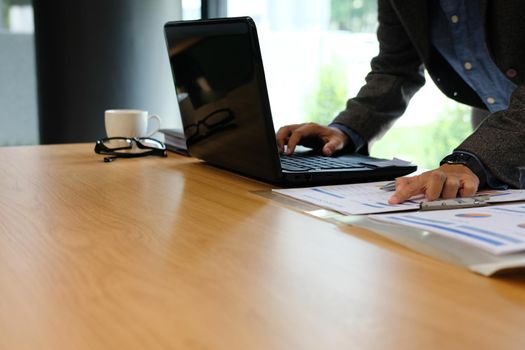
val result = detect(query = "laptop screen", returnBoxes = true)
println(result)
[164,18,282,182]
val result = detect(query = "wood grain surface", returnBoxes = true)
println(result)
[1,144,524,350]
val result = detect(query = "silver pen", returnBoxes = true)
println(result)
[380,181,396,192]
[420,196,491,211]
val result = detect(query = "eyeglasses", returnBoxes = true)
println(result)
[94,137,167,162]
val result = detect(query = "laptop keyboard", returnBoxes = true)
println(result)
[280,154,367,172]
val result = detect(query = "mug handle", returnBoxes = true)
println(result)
[146,114,161,137]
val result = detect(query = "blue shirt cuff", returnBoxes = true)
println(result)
[328,123,366,153]
[452,151,508,190]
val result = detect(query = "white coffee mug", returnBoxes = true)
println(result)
[104,109,161,138]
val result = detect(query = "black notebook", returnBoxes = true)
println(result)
[160,128,189,156]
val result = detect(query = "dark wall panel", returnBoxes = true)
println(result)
[34,0,181,143]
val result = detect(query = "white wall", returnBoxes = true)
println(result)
[125,0,183,131]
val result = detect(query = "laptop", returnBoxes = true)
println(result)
[164,17,416,187]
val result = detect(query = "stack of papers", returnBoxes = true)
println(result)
[273,181,525,256]
[371,204,525,255]
[160,128,189,155]
[273,181,525,215]
[273,181,421,215]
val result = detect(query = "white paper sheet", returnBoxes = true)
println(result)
[273,182,525,215]
[370,203,525,255]
[273,181,422,215]
[479,189,525,204]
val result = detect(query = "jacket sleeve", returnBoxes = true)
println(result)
[456,85,525,188]
[332,0,425,154]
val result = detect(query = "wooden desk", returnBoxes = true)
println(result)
[1,144,525,350]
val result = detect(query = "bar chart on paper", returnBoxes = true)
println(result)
[272,181,422,215]
[273,182,525,216]
[371,203,525,255]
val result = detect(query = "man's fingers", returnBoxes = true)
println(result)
[459,175,479,197]
[425,171,447,201]
[285,123,322,155]
[388,176,424,204]
[275,123,350,155]
[276,125,295,153]
[441,176,461,199]
[389,165,481,205]
[322,138,344,156]
[286,129,305,155]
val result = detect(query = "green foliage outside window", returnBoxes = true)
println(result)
[305,57,349,126]
[304,62,473,169]
[1,1,6,27]
[1,0,31,29]
[330,0,377,32]
[371,104,472,169]
[304,0,473,169]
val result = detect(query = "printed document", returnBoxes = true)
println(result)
[272,182,525,215]
[370,203,525,255]
[273,181,422,215]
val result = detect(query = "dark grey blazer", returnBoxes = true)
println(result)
[333,0,525,187]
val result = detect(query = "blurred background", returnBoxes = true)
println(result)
[1,0,471,168]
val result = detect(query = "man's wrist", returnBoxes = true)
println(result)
[440,152,486,186]
[440,151,509,189]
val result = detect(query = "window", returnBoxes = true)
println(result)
[0,0,38,146]
[226,0,471,169]
[182,0,201,20]
[1,0,33,33]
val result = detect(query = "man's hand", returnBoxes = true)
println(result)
[388,164,480,204]
[276,123,350,156]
